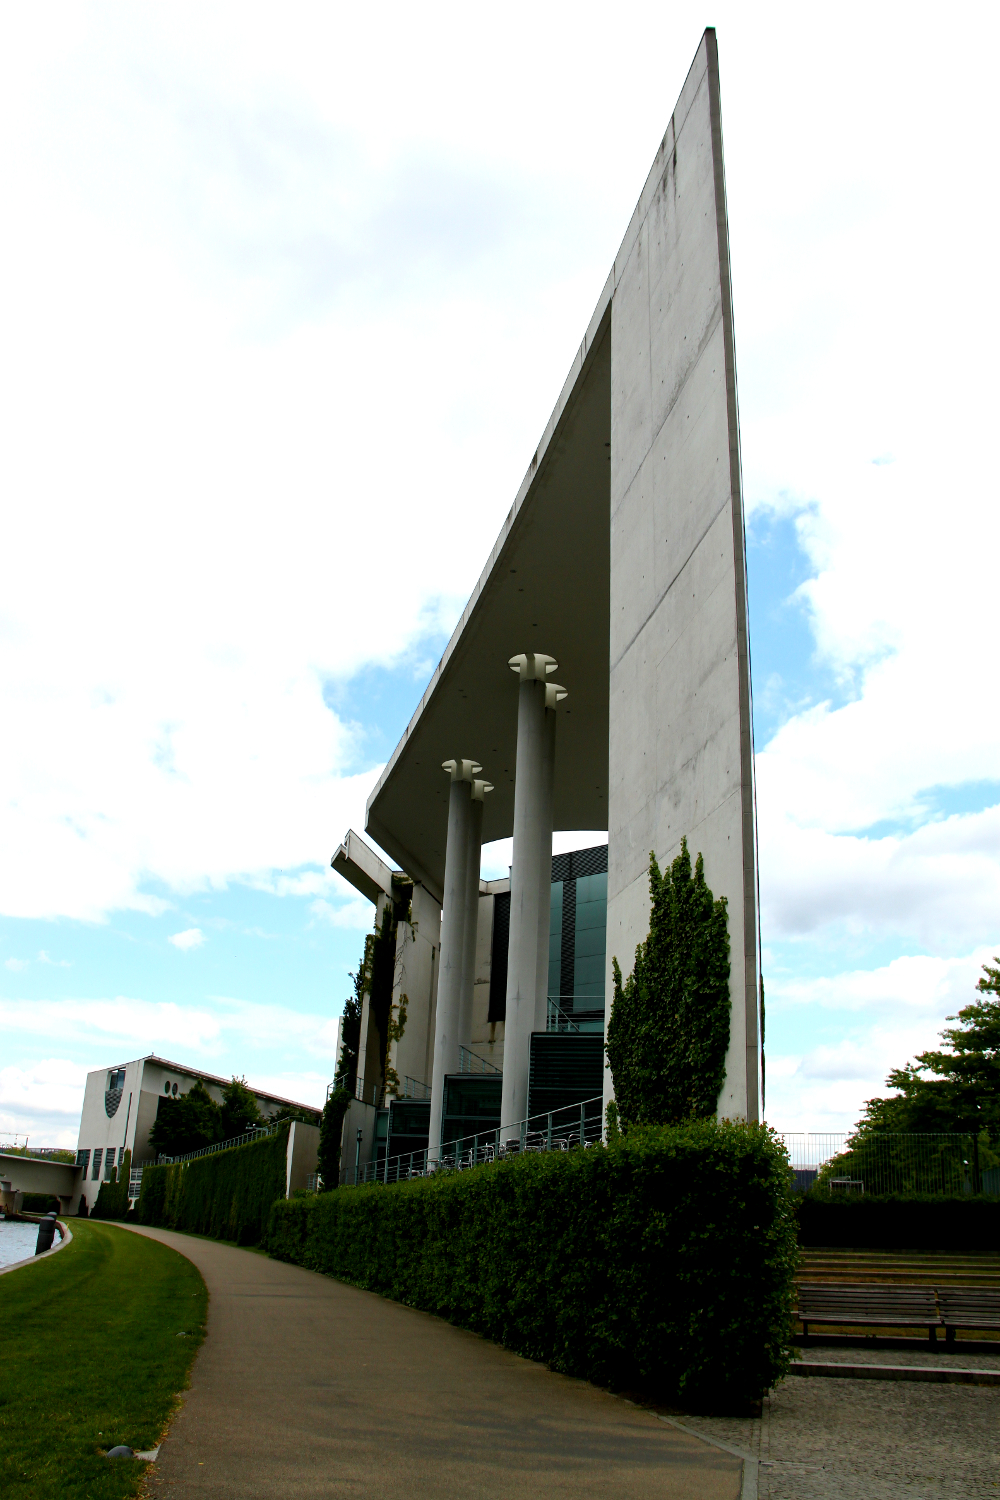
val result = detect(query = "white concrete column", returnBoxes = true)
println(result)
[534,681,566,1033]
[427,758,480,1159]
[458,778,492,1055]
[501,653,559,1137]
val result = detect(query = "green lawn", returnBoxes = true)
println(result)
[0,1220,207,1499]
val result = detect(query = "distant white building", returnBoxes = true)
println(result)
[75,1054,316,1212]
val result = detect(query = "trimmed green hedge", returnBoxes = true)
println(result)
[21,1194,60,1214]
[797,1194,1000,1251]
[137,1126,289,1245]
[267,1120,796,1407]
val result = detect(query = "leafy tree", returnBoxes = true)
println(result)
[219,1076,263,1140]
[149,1080,221,1158]
[337,967,364,1090]
[317,1087,352,1189]
[606,839,731,1128]
[825,959,1000,1194]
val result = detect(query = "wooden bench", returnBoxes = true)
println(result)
[796,1283,943,1343]
[937,1287,1000,1343]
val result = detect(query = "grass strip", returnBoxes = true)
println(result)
[0,1221,207,1499]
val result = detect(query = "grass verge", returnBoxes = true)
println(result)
[0,1220,207,1499]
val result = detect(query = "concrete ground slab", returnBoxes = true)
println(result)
[121,1225,741,1499]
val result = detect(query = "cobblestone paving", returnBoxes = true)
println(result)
[662,1355,1000,1499]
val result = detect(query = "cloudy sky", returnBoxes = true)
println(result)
[2,3,997,1147]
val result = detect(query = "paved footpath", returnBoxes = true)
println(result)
[122,1225,741,1500]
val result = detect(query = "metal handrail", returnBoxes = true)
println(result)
[401,1076,432,1098]
[350,1094,605,1186]
[156,1122,280,1166]
[326,1073,385,1108]
[457,1046,502,1075]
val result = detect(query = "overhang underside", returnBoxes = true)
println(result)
[365,317,612,902]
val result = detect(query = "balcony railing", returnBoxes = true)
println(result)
[349,1094,604,1186]
[457,1046,501,1075]
[156,1122,280,1166]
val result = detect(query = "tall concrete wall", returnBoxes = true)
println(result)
[606,31,759,1121]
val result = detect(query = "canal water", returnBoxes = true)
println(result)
[0,1220,45,1267]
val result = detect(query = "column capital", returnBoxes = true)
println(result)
[441,758,482,782]
[471,779,494,802]
[544,682,568,709]
[508,652,558,682]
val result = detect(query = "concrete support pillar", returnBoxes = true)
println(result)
[427,758,480,1159]
[533,681,565,1032]
[458,778,492,1055]
[500,654,563,1137]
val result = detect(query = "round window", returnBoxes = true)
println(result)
[172,1083,178,1096]
[164,1082,170,1094]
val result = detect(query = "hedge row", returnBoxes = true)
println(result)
[267,1120,797,1407]
[137,1125,288,1245]
[92,1150,132,1220]
[797,1194,1000,1251]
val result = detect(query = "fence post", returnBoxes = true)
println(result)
[520,1117,526,1152]
[579,1102,585,1146]
[547,1113,552,1152]
[354,1127,363,1186]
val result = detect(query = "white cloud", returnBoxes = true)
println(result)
[759,807,1000,948]
[0,1059,88,1149]
[309,897,377,932]
[762,949,997,1131]
[38,951,71,967]
[4,958,28,972]
[767,948,998,1019]
[168,928,207,951]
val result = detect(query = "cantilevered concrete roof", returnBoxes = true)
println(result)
[365,304,612,902]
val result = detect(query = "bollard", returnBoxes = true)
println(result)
[35,1210,58,1255]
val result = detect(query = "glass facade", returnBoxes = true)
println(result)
[546,845,607,1032]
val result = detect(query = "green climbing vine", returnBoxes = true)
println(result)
[606,838,731,1127]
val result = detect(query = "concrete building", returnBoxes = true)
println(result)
[330,30,760,1175]
[0,1153,83,1216]
[75,1055,317,1213]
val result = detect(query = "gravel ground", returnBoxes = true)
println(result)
[659,1356,1000,1499]
[795,1341,1000,1371]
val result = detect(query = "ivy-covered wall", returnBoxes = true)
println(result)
[137,1126,289,1245]
[267,1120,796,1407]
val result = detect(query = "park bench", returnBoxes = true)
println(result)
[796,1283,943,1343]
[937,1287,1000,1343]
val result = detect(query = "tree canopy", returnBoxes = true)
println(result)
[854,958,1000,1138]
[606,839,731,1128]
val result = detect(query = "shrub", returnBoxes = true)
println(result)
[318,1087,351,1188]
[91,1150,132,1220]
[137,1125,289,1245]
[21,1194,59,1214]
[267,1119,796,1408]
[606,841,731,1126]
[797,1194,1000,1251]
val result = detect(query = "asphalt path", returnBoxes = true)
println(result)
[121,1223,741,1499]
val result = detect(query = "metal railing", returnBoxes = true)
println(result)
[350,1094,604,1186]
[457,1046,502,1075]
[326,1073,384,1108]
[156,1122,280,1166]
[546,997,582,1032]
[401,1076,432,1098]
[778,1131,1000,1197]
